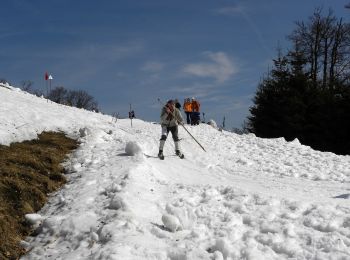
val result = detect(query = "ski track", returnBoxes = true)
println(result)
[1,85,350,259]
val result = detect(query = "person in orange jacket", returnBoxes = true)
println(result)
[183,98,192,124]
[191,97,201,125]
[191,97,200,112]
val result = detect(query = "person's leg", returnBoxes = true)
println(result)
[158,126,168,157]
[169,126,178,142]
[196,112,200,125]
[186,112,191,124]
[170,126,183,157]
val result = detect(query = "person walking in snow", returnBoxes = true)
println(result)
[191,97,200,113]
[183,98,192,124]
[190,97,201,125]
[158,99,184,160]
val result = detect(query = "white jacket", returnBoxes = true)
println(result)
[160,105,183,127]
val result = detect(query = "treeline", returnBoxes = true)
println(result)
[247,8,350,155]
[47,86,98,111]
[0,79,98,112]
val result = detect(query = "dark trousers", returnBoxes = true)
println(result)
[161,125,179,142]
[185,112,191,124]
[190,112,200,125]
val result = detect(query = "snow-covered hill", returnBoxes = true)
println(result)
[1,83,350,259]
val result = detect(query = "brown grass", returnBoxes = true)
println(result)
[0,132,78,260]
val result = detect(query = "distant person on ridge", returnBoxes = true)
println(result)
[190,97,201,125]
[128,110,135,119]
[158,99,184,160]
[183,98,192,124]
[174,99,181,110]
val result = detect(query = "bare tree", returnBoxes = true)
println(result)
[289,8,324,86]
[48,86,68,104]
[289,8,350,89]
[20,80,34,92]
[320,10,336,88]
[329,19,350,87]
[0,78,8,84]
[66,90,98,111]
[47,87,98,111]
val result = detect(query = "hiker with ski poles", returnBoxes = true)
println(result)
[158,99,185,160]
[157,98,206,160]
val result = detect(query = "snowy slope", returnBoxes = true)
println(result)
[1,84,350,259]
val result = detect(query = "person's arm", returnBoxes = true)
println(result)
[175,108,183,124]
[161,106,175,122]
[160,107,168,122]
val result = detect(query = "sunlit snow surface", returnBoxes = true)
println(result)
[1,83,350,259]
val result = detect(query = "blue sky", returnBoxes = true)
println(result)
[1,0,349,129]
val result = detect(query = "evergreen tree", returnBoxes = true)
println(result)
[247,7,350,155]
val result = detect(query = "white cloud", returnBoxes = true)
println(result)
[216,5,271,57]
[168,82,215,96]
[77,43,143,61]
[215,5,244,15]
[183,52,237,83]
[141,61,164,72]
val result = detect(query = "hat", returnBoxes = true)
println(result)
[191,97,195,100]
[167,99,174,104]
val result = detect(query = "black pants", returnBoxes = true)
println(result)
[160,125,179,142]
[185,112,191,124]
[190,112,200,125]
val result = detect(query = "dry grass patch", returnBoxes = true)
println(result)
[0,132,78,260]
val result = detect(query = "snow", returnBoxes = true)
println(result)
[24,214,43,226]
[162,214,182,232]
[1,84,350,259]
[125,141,143,156]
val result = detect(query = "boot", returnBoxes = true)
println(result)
[158,140,165,160]
[158,150,164,160]
[175,142,184,159]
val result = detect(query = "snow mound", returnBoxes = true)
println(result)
[213,238,232,259]
[165,203,196,230]
[162,214,181,232]
[125,141,142,156]
[79,127,92,137]
[109,195,127,210]
[208,119,217,128]
[25,214,43,225]
[0,82,11,90]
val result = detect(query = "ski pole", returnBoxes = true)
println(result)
[157,98,206,152]
[129,103,133,127]
[179,122,206,152]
